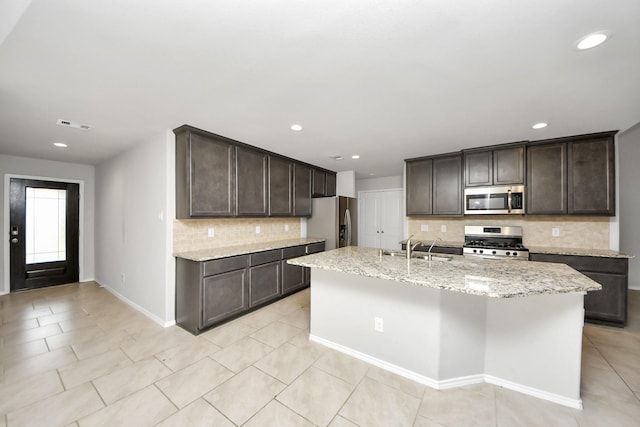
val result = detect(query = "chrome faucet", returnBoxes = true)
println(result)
[427,237,442,260]
[406,235,422,260]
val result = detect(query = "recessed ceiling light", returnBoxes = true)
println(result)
[577,32,608,50]
[290,124,303,131]
[351,155,360,159]
[330,155,343,161]
[532,122,548,129]
[53,142,68,148]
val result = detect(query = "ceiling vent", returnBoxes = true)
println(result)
[56,119,92,130]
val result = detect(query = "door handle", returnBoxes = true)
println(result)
[10,238,18,244]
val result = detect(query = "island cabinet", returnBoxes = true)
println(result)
[406,153,462,216]
[529,253,628,326]
[526,131,616,216]
[464,144,525,187]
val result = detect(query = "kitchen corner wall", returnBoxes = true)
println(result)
[407,216,610,249]
[173,218,301,253]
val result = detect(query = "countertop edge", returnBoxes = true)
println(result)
[174,237,326,262]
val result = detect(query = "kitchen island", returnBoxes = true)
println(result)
[288,246,602,409]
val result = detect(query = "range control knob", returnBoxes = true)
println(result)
[479,249,484,254]
[505,251,511,256]
[492,250,497,255]
[513,251,518,257]
[473,249,477,253]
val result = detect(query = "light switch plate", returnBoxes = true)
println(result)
[421,224,429,232]
[256,226,261,234]
[207,227,215,238]
[441,225,447,233]
[552,227,560,237]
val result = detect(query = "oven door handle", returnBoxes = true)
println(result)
[507,189,512,213]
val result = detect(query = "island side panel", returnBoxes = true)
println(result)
[438,291,488,384]
[484,292,585,409]
[309,268,443,382]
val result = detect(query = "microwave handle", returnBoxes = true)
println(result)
[507,189,512,213]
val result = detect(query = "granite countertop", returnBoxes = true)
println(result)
[400,239,632,259]
[174,238,326,262]
[527,246,634,259]
[288,246,602,298]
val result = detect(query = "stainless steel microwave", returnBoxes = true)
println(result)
[464,185,525,215]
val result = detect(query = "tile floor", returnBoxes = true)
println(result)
[0,282,639,426]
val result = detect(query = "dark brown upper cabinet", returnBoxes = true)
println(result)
[268,156,293,216]
[568,135,615,215]
[312,168,337,197]
[175,125,332,218]
[236,147,268,216]
[464,144,525,187]
[312,169,326,197]
[527,131,616,216]
[526,142,567,215]
[406,153,462,216]
[293,163,312,216]
[406,158,433,215]
[175,128,236,218]
[325,172,337,197]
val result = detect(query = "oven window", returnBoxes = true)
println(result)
[467,194,508,210]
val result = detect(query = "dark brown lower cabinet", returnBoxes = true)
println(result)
[202,269,248,328]
[176,242,324,335]
[249,250,281,306]
[282,245,307,295]
[529,253,628,327]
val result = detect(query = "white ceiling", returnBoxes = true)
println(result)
[1,0,639,178]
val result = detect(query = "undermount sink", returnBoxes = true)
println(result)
[380,250,452,262]
[412,253,453,262]
[382,250,406,257]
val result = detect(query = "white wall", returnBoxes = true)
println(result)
[94,130,175,325]
[619,122,640,290]
[1,155,95,294]
[337,171,356,197]
[356,175,403,193]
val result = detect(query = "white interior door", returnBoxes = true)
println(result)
[379,190,404,250]
[358,189,404,250]
[358,192,380,248]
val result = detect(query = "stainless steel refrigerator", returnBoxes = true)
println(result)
[307,196,357,250]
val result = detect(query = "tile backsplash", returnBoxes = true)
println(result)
[408,216,610,249]
[173,218,301,253]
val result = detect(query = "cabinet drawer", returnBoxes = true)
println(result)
[529,253,627,275]
[250,249,282,266]
[283,245,306,259]
[306,242,325,255]
[203,255,249,276]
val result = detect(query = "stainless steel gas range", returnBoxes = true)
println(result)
[463,225,529,260]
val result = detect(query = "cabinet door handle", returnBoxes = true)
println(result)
[507,189,512,213]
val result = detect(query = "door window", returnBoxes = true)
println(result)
[25,187,67,263]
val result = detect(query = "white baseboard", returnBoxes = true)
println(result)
[310,334,582,410]
[485,375,583,410]
[98,282,175,328]
[310,334,483,390]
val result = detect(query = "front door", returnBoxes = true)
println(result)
[9,178,80,291]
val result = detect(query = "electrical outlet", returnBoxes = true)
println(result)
[285,224,289,232]
[255,226,261,234]
[421,224,429,232]
[374,317,384,333]
[552,227,560,237]
[441,225,447,233]
[207,227,215,238]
